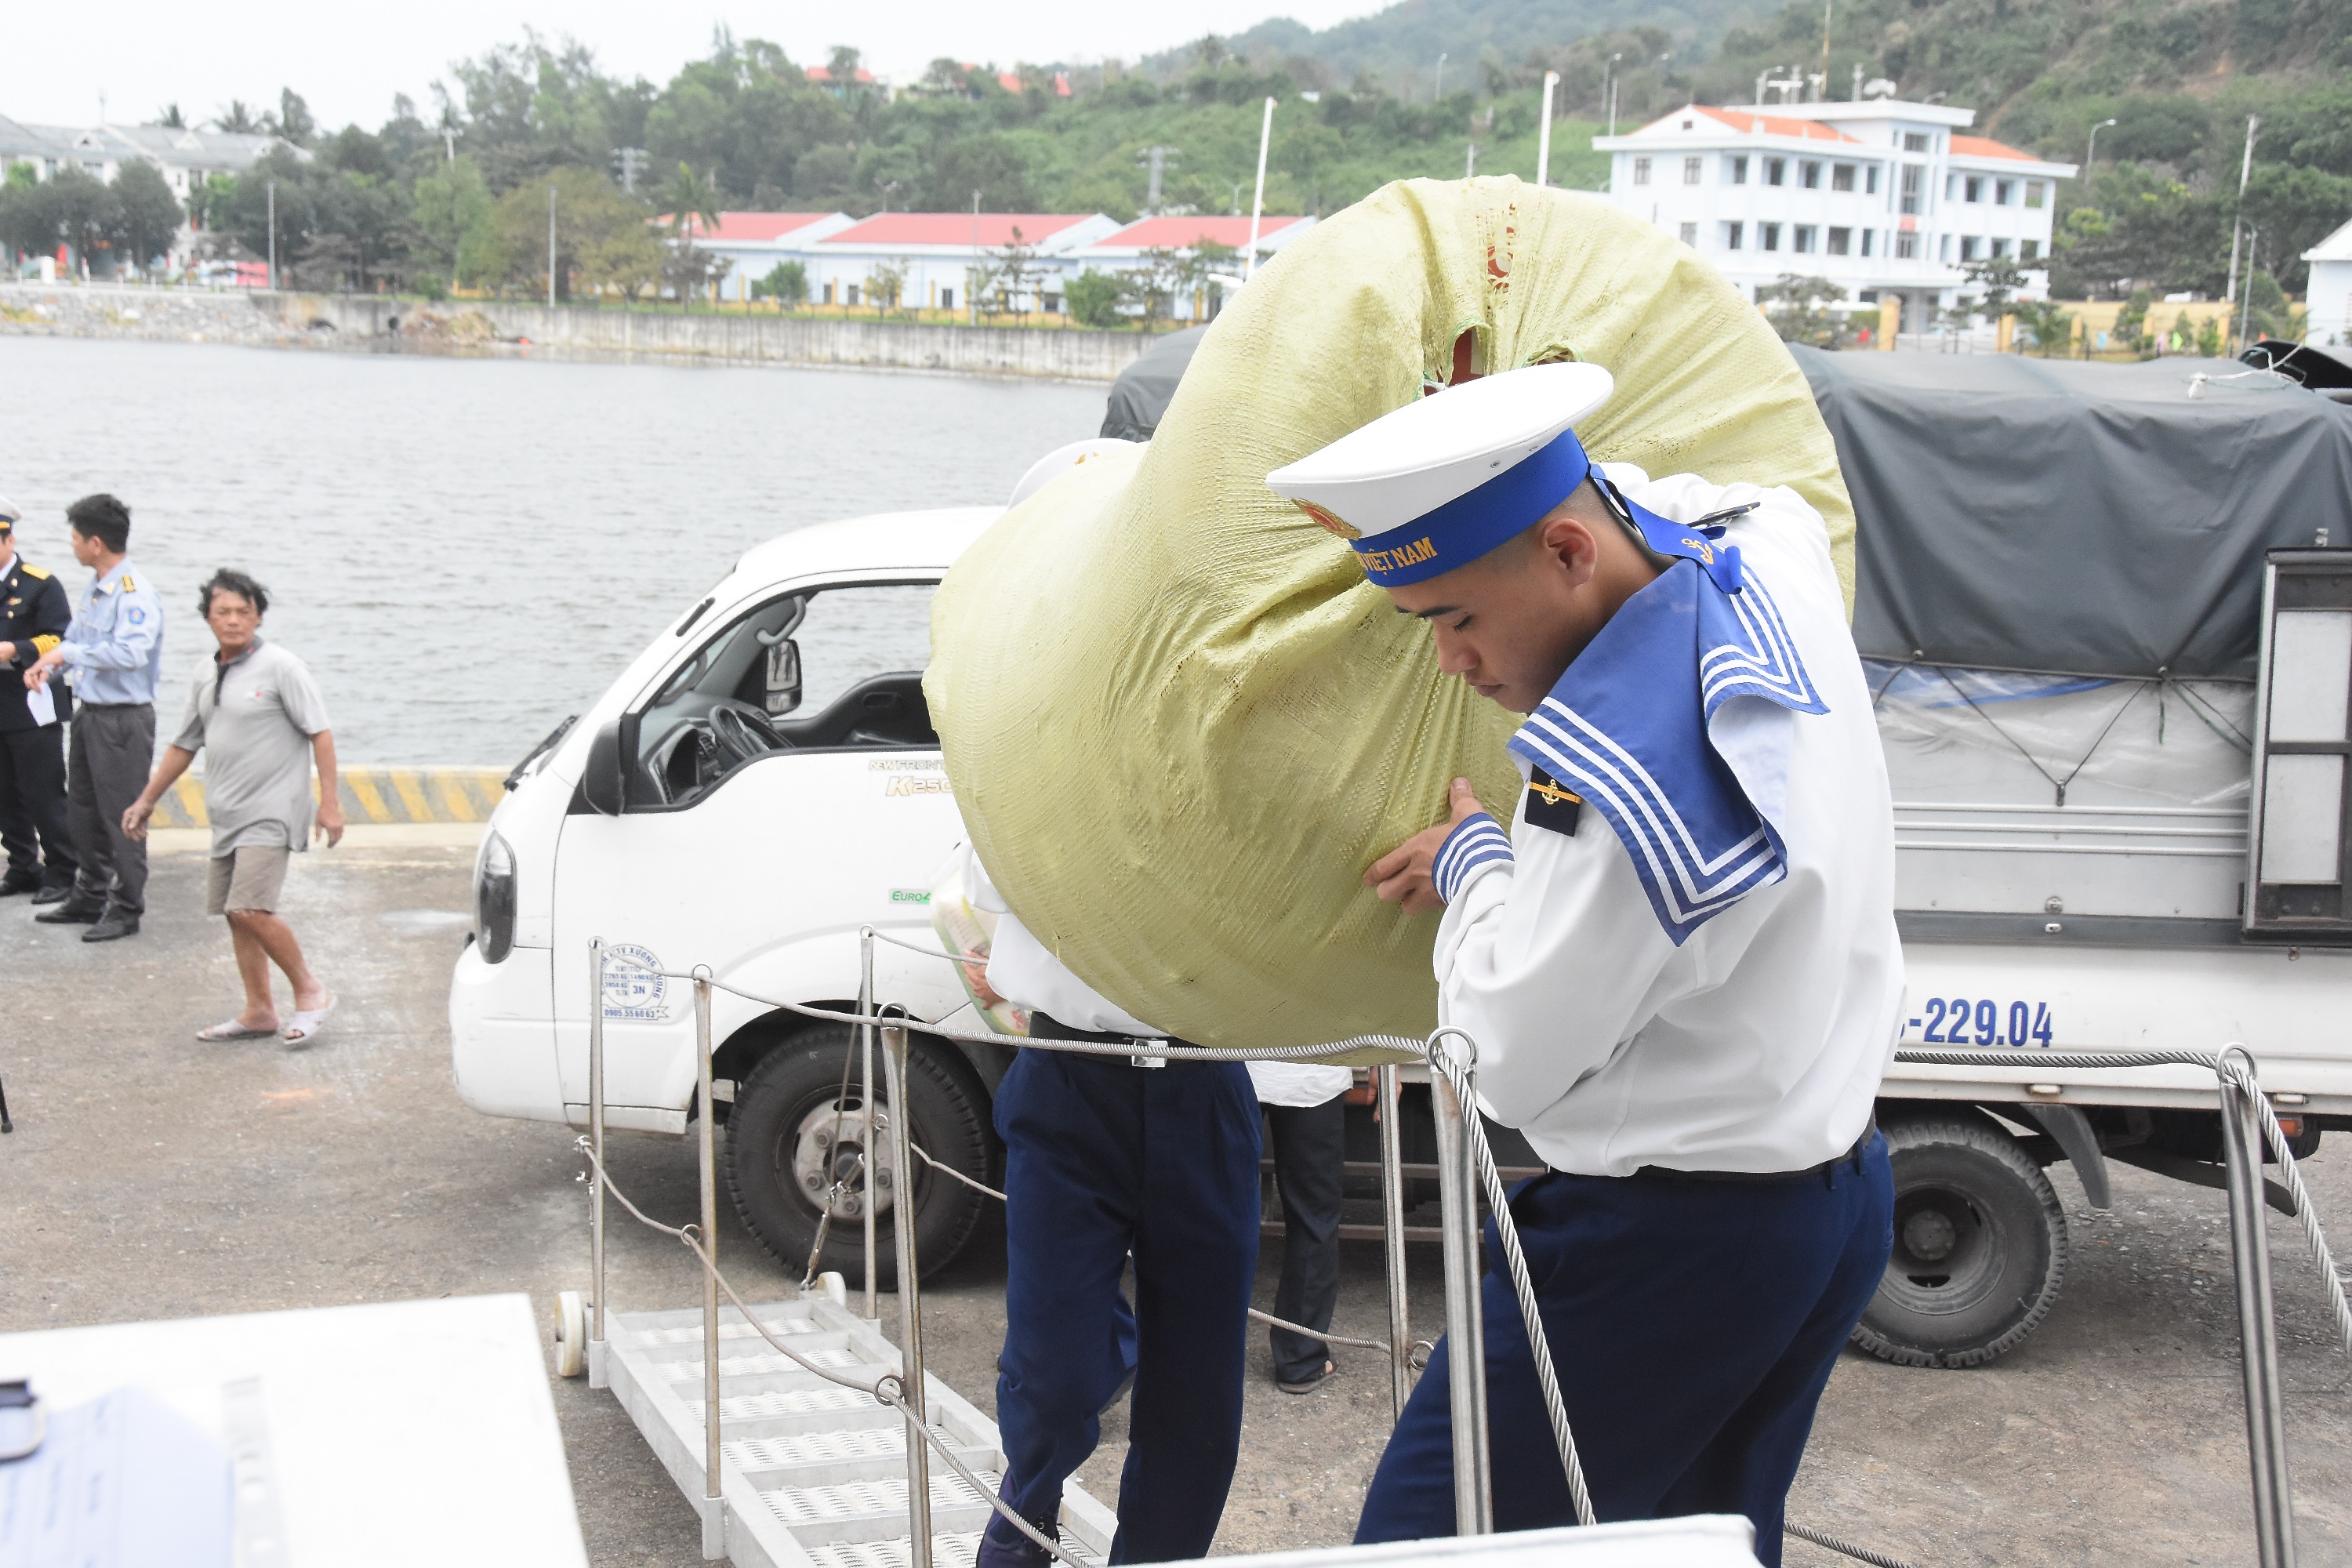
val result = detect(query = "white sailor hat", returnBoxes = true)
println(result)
[0,495,18,528]
[1269,362,1749,593]
[1266,363,1612,586]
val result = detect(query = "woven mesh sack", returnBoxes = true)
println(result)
[926,176,1853,1049]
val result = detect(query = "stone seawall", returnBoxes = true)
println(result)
[0,282,1157,380]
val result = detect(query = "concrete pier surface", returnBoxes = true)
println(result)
[5,836,2351,1565]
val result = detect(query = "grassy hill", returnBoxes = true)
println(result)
[1144,0,1766,99]
[1160,0,2351,296]
[129,0,2347,305]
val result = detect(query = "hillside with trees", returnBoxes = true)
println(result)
[1203,0,2350,297]
[105,33,1603,299]
[14,0,2343,309]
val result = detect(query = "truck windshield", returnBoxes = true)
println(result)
[634,582,939,808]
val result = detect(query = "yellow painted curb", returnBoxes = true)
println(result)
[150,767,510,828]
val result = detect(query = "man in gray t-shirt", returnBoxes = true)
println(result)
[124,568,345,1046]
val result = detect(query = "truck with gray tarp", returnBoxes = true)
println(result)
[1795,343,2352,1366]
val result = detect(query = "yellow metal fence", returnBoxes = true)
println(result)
[151,768,508,829]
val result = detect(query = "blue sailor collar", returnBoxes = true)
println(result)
[1506,554,1827,945]
[1593,471,1748,596]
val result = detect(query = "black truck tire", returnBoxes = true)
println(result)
[1852,1110,2069,1368]
[726,1022,996,1290]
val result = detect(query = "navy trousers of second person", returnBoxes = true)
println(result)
[980,1045,1263,1566]
[1355,1135,1894,1567]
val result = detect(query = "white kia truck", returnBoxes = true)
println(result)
[452,339,2352,1365]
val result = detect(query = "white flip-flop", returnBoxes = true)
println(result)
[197,1018,278,1041]
[282,996,337,1046]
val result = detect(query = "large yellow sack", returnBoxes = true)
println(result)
[927,176,1850,1048]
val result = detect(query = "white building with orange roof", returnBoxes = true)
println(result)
[668,212,857,301]
[1593,96,2075,332]
[1065,213,1316,320]
[801,212,1122,313]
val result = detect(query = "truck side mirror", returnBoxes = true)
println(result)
[764,637,802,716]
[580,718,627,815]
[2246,547,2352,935]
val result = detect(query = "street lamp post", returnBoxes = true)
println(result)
[2084,117,2117,176]
[1246,96,1275,281]
[1605,53,1625,136]
[2225,114,2260,351]
[1433,53,1447,101]
[1537,70,1559,187]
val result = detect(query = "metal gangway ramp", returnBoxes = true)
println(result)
[564,933,2352,1568]
[597,1294,1116,1568]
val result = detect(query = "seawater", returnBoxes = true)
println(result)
[0,336,1103,764]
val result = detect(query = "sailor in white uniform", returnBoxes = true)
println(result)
[1266,362,1901,1565]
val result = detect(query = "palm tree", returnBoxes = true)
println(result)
[662,163,725,311]
[663,162,724,240]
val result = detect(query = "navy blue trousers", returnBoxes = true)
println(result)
[983,1047,1262,1566]
[1356,1135,1893,1566]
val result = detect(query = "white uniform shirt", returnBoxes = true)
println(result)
[960,844,1352,1108]
[1432,466,1902,1177]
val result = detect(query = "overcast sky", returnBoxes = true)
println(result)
[3,0,1378,132]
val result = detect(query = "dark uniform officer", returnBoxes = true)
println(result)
[0,496,77,898]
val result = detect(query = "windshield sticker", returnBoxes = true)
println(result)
[602,943,670,1022]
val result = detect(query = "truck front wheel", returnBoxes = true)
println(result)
[1852,1111,2068,1368]
[727,1023,996,1290]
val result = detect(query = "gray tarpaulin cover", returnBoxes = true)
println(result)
[1793,345,2352,680]
[1098,325,1206,441]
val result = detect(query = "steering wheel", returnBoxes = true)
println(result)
[708,701,791,766]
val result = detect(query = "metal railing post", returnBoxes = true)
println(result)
[883,1016,933,1568]
[1375,1062,1412,1424]
[695,967,724,1561]
[862,927,880,1321]
[1428,1040,1493,1535]
[2220,1046,2296,1568]
[589,938,608,1388]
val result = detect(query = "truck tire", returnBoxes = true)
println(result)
[1851,1111,2068,1368]
[726,1023,996,1290]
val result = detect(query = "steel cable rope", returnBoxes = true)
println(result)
[604,952,1931,1561]
[576,1137,1089,1568]
[800,937,1414,1352]
[800,1037,866,1290]
[1425,1029,1596,1530]
[601,951,1423,1065]
[1782,1523,1926,1568]
[895,1133,1399,1354]
[1896,1044,2352,1363]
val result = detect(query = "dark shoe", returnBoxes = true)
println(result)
[34,901,103,924]
[1278,1359,1338,1396]
[975,1515,1062,1568]
[31,882,74,905]
[0,869,40,896]
[82,913,140,942]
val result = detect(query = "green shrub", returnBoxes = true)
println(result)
[1065,269,1128,328]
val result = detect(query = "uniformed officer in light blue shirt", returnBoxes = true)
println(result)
[26,494,165,940]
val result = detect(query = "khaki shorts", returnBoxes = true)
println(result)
[206,844,292,916]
